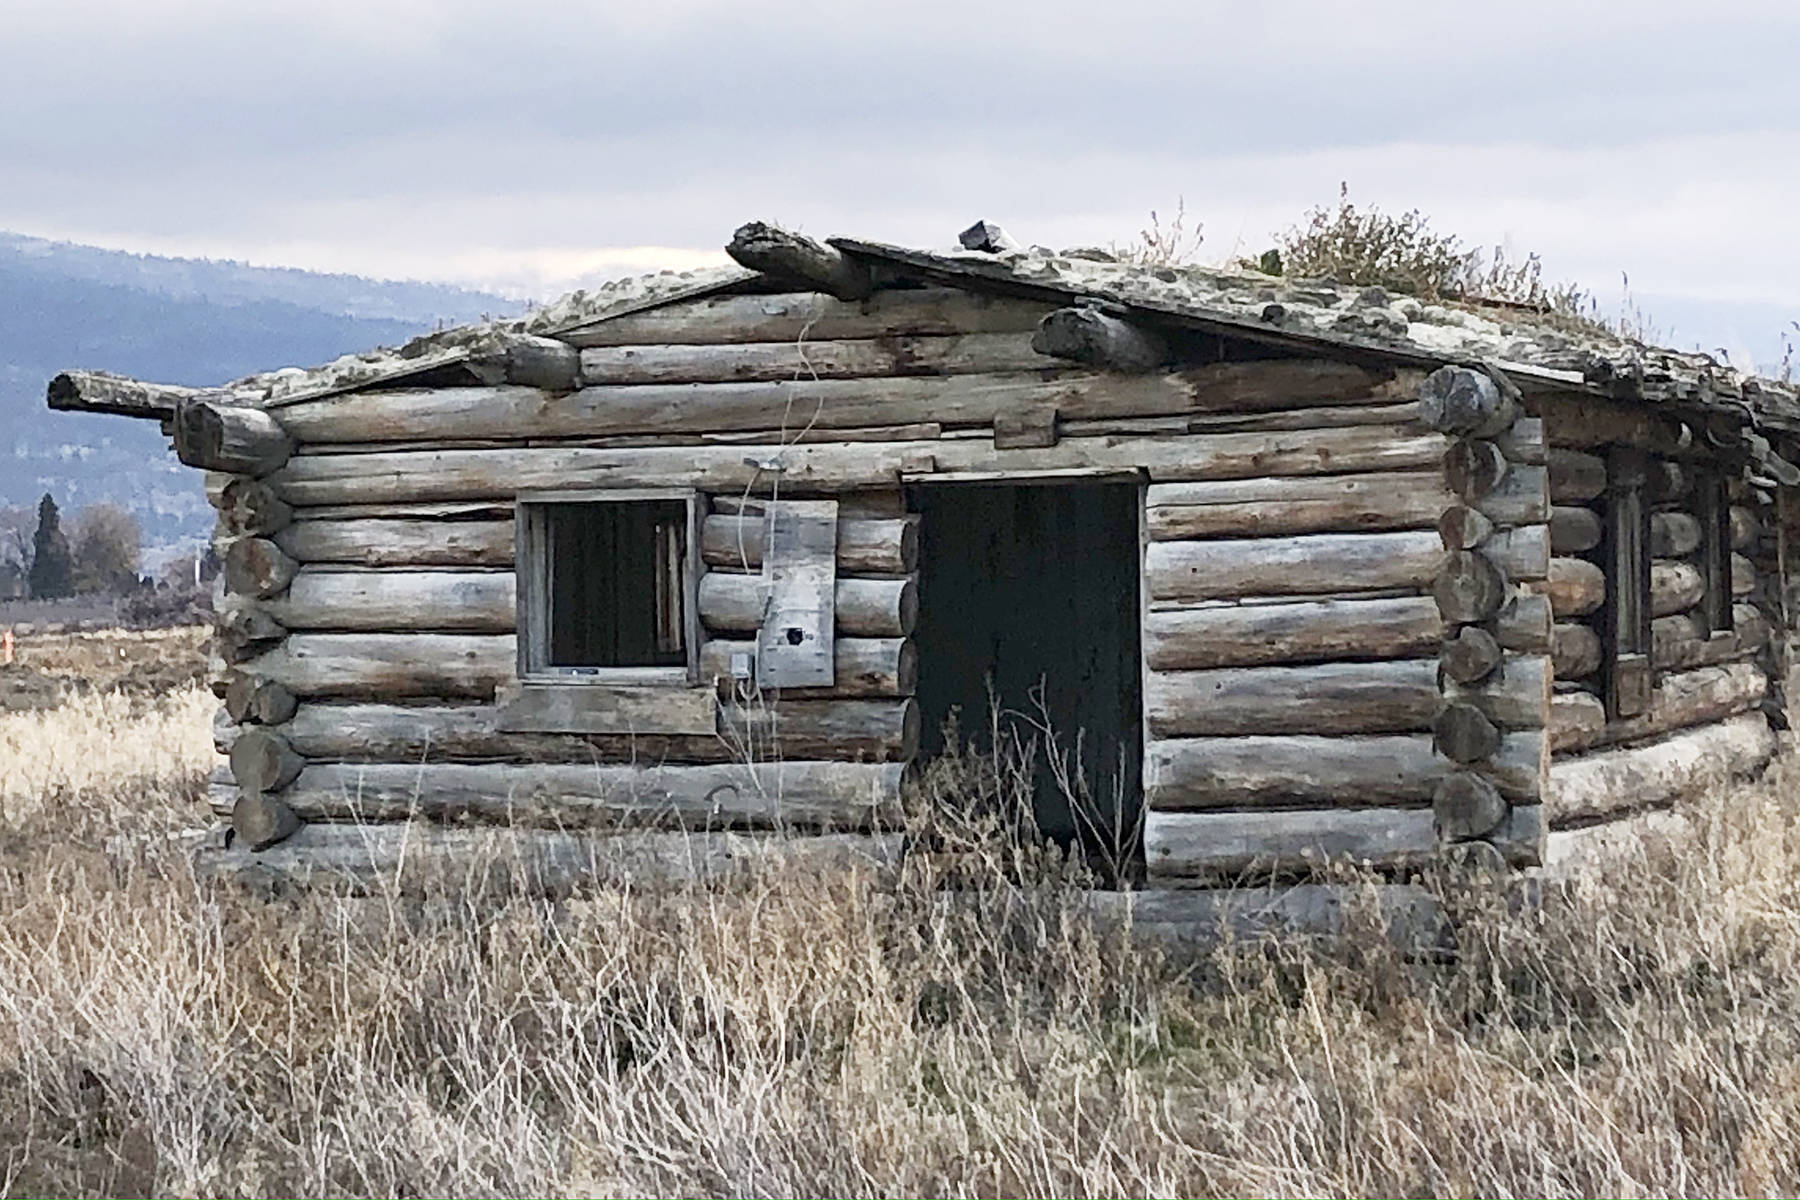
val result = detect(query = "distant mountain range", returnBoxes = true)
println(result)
[0,233,517,564]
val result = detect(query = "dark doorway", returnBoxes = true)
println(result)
[911,481,1143,862]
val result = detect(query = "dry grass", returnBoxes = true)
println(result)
[5,641,1800,1195]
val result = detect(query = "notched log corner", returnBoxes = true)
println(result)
[726,221,873,301]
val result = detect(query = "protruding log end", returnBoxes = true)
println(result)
[1419,365,1515,437]
[727,221,873,301]
[231,790,303,851]
[1437,505,1494,552]
[1432,772,1507,841]
[174,399,293,477]
[224,673,299,725]
[1031,307,1168,372]
[218,478,294,537]
[229,728,305,795]
[1444,440,1509,499]
[468,334,582,393]
[1434,702,1502,764]
[220,605,287,654]
[223,537,299,600]
[1440,626,1502,684]
[1433,551,1507,623]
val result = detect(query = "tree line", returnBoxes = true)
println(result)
[0,494,149,600]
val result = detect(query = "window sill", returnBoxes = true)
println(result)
[496,679,717,736]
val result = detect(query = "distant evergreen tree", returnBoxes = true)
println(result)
[27,493,72,599]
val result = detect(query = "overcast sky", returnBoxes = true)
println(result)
[5,0,1798,368]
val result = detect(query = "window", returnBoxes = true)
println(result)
[1693,466,1735,636]
[516,492,699,681]
[1603,447,1652,718]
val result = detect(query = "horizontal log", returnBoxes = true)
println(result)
[262,570,515,633]
[1732,552,1756,597]
[1543,808,1694,877]
[1432,550,1507,623]
[1472,464,1549,526]
[468,333,581,392]
[1085,884,1451,950]
[1549,689,1607,753]
[1552,622,1602,678]
[1533,392,1691,454]
[1547,448,1607,502]
[1730,505,1760,552]
[242,633,516,700]
[1441,655,1551,729]
[1143,803,1543,880]
[223,537,299,599]
[229,728,304,795]
[701,514,917,575]
[266,428,1449,506]
[700,638,914,698]
[223,674,298,725]
[1145,659,1440,737]
[1654,604,1767,671]
[1549,505,1602,554]
[232,792,302,851]
[1480,524,1550,582]
[1143,595,1444,671]
[711,490,908,520]
[1145,471,1454,539]
[192,822,904,895]
[697,572,915,638]
[1495,416,1547,466]
[275,519,515,567]
[47,369,196,420]
[577,331,1047,385]
[1172,400,1421,434]
[224,760,904,830]
[1530,557,1605,618]
[217,478,295,537]
[563,288,1054,349]
[1545,711,1773,826]
[1651,560,1706,616]
[1144,731,1542,811]
[1440,626,1502,683]
[495,681,718,737]
[1496,591,1554,654]
[250,698,918,764]
[1552,661,1767,755]
[1649,511,1702,558]
[1147,531,1442,604]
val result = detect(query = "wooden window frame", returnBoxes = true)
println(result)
[1602,447,1652,718]
[1693,464,1735,637]
[513,488,704,687]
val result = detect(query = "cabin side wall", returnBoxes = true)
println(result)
[1534,397,1781,857]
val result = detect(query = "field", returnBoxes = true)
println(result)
[4,630,1800,1196]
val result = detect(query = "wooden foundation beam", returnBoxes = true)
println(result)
[1545,711,1773,826]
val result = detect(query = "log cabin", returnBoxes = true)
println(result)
[45,220,1800,932]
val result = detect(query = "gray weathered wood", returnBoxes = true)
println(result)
[1547,448,1607,502]
[1551,661,1767,755]
[231,791,303,851]
[175,400,293,476]
[563,288,1053,349]
[217,478,295,537]
[267,698,918,764]
[259,569,515,633]
[467,334,582,392]
[223,537,299,599]
[1142,596,1445,671]
[226,760,904,830]
[578,331,1048,386]
[266,428,1448,506]
[702,513,917,575]
[1444,439,1508,500]
[1145,470,1454,539]
[1031,307,1169,371]
[194,822,904,895]
[1441,626,1503,683]
[1472,464,1550,526]
[1433,703,1502,763]
[1649,511,1702,558]
[1549,505,1602,554]
[494,681,719,736]
[275,518,515,567]
[229,728,305,794]
[219,605,286,657]
[1144,730,1541,810]
[1546,711,1773,826]
[1549,688,1607,753]
[1143,803,1542,879]
[1432,773,1508,841]
[1481,524,1550,582]
[1534,392,1692,453]
[1531,557,1606,618]
[1418,366,1515,437]
[1145,659,1440,737]
[1148,530,1442,604]
[242,633,516,700]
[1652,559,1707,616]
[699,570,912,638]
[1729,505,1761,552]
[1441,655,1551,729]
[1432,550,1507,623]
[1496,590,1554,654]
[1437,505,1494,552]
[1552,622,1603,678]
[727,221,873,300]
[1085,884,1452,950]
[223,674,299,725]
[1731,552,1756,597]
[701,637,914,698]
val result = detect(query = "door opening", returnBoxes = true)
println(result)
[911,481,1143,868]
